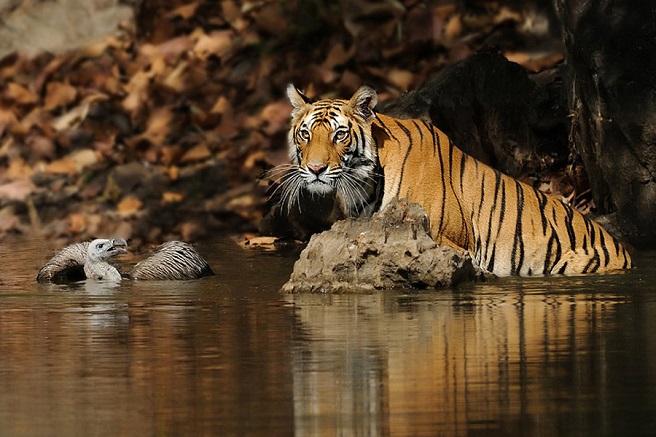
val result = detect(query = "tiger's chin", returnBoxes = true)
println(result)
[304,181,335,196]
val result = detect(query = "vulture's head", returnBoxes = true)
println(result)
[86,238,128,263]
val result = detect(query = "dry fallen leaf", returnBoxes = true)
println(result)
[181,143,212,163]
[159,145,183,165]
[45,149,98,174]
[43,81,78,111]
[51,94,108,131]
[4,82,37,105]
[67,213,87,233]
[210,95,232,115]
[0,106,18,137]
[26,134,56,161]
[162,191,184,204]
[193,30,233,60]
[168,2,199,20]
[45,157,77,175]
[0,179,37,201]
[260,100,291,136]
[139,106,174,146]
[161,60,189,92]
[387,68,414,91]
[121,70,152,116]
[322,42,356,71]
[117,196,143,217]
[0,205,18,233]
[167,166,180,181]
[6,157,33,180]
[70,149,99,170]
[239,235,280,251]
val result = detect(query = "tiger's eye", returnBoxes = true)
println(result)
[334,130,348,142]
[299,129,310,141]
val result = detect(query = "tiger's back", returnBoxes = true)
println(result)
[282,85,633,276]
[374,113,633,275]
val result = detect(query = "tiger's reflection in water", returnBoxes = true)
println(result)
[285,276,649,436]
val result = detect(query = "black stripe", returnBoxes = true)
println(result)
[586,218,595,246]
[599,230,610,267]
[511,181,525,275]
[498,178,507,235]
[474,234,481,261]
[487,246,496,273]
[558,262,568,274]
[583,251,600,273]
[564,206,576,251]
[613,237,620,257]
[486,178,506,274]
[423,121,438,156]
[357,126,368,156]
[484,177,506,273]
[476,174,486,224]
[395,121,414,199]
[434,128,447,236]
[374,114,397,140]
[537,191,549,235]
[543,232,553,274]
[543,230,562,274]
[448,140,469,248]
[459,152,467,195]
[412,120,424,147]
[590,226,600,270]
[482,171,502,268]
[350,129,361,156]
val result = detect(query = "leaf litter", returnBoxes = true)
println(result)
[0,0,574,249]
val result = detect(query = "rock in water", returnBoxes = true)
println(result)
[281,199,486,293]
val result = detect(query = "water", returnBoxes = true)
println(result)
[1,237,655,436]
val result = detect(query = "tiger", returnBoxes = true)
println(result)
[272,84,633,276]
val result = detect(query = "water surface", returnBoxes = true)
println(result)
[0,237,655,436]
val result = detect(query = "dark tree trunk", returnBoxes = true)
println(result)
[556,1,656,247]
[381,52,569,178]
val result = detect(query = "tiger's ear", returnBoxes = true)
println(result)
[348,86,378,122]
[287,84,311,116]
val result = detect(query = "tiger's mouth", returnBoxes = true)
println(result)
[305,179,335,195]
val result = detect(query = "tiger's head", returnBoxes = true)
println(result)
[268,85,380,217]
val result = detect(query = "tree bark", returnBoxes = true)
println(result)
[556,1,656,247]
[381,52,569,178]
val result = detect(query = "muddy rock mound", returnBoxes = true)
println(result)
[281,199,486,293]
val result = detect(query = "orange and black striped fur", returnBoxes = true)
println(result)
[276,85,633,276]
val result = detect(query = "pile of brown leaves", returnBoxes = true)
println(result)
[0,0,561,247]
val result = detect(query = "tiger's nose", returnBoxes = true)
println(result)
[307,163,328,175]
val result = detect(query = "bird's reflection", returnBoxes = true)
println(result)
[83,279,122,294]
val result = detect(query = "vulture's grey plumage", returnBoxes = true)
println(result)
[37,238,214,283]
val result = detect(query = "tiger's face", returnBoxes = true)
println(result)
[269,85,380,216]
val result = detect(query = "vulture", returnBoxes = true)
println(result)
[37,238,214,283]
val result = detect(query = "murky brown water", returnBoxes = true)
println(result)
[1,237,655,436]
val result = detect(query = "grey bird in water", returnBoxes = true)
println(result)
[37,238,214,284]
